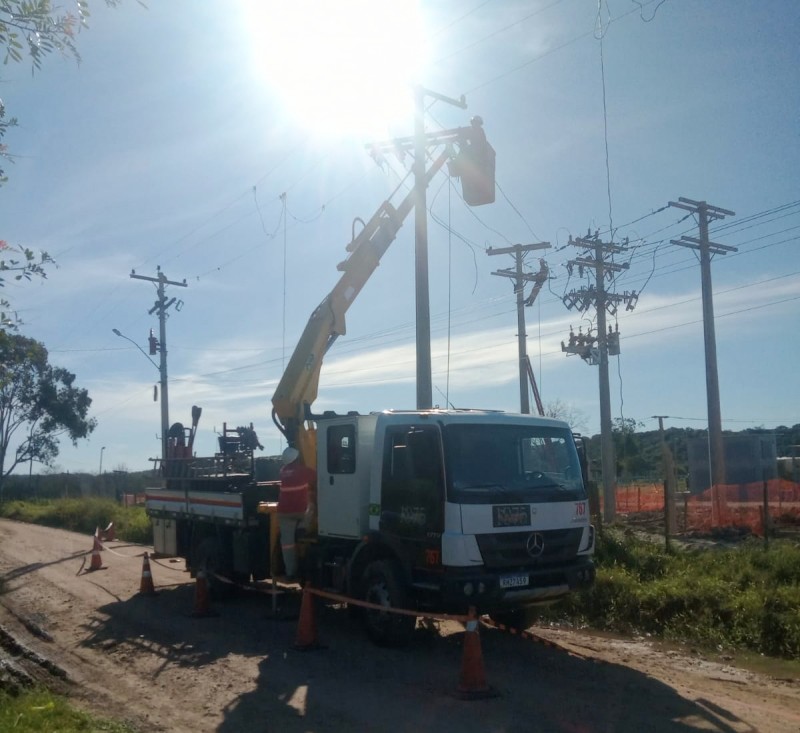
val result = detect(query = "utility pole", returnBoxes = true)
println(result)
[653,415,677,547]
[561,232,636,522]
[487,243,550,414]
[413,86,467,410]
[130,267,187,464]
[668,197,736,522]
[369,91,494,411]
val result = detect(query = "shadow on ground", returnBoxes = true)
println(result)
[72,577,756,733]
[214,601,756,733]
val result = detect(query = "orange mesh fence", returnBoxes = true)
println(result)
[615,483,664,512]
[685,479,800,535]
[608,479,800,536]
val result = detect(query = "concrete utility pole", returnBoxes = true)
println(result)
[487,243,550,414]
[668,198,736,520]
[370,91,494,411]
[653,415,677,547]
[561,233,636,523]
[129,267,187,464]
[413,86,467,410]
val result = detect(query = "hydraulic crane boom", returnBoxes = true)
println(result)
[271,148,451,466]
[271,118,495,469]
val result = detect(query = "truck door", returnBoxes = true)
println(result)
[317,420,364,538]
[380,425,445,574]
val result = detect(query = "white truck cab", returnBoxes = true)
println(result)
[313,409,595,640]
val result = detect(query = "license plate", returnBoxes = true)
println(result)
[499,573,529,589]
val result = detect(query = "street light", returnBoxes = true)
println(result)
[113,327,169,466]
[112,328,159,371]
[99,446,106,475]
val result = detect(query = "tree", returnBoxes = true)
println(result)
[0,239,53,328]
[612,417,649,479]
[544,398,589,434]
[0,330,96,499]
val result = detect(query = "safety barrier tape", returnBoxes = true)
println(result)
[150,565,591,661]
[75,539,144,575]
[99,544,147,560]
[196,571,472,624]
[69,538,592,660]
[304,585,471,625]
[149,556,189,573]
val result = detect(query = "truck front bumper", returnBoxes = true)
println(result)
[437,558,595,612]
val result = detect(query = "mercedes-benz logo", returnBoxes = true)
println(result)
[526,532,545,558]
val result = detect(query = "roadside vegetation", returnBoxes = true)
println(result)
[542,528,800,659]
[0,688,137,733]
[0,498,152,545]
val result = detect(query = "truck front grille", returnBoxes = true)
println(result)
[475,528,584,569]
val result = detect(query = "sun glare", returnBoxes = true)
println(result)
[244,1,427,140]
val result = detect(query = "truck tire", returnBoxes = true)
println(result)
[488,607,537,632]
[361,559,415,646]
[194,537,233,599]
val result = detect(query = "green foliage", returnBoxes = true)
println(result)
[0,331,96,496]
[585,423,800,483]
[0,688,137,732]
[0,498,152,544]
[0,242,54,328]
[543,530,800,658]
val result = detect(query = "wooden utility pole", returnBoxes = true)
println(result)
[129,267,187,464]
[487,243,550,414]
[562,233,635,522]
[668,198,736,522]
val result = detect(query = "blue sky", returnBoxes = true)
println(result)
[2,0,798,475]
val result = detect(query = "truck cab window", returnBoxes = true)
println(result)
[445,424,586,504]
[327,424,356,474]
[381,425,444,535]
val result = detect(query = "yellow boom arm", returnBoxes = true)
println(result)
[271,149,453,464]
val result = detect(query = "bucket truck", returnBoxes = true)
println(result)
[146,118,595,644]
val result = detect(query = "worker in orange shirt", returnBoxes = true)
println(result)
[277,446,315,581]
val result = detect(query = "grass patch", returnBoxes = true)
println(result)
[0,688,138,732]
[0,498,152,545]
[542,529,800,658]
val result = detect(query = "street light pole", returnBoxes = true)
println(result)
[99,446,106,475]
[112,327,163,462]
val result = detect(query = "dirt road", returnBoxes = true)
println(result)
[1,518,799,733]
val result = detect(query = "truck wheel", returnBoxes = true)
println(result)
[488,607,537,632]
[361,559,415,646]
[194,537,233,599]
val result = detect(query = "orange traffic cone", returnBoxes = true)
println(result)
[191,568,217,617]
[101,522,116,542]
[86,531,104,572]
[138,552,157,595]
[293,584,323,651]
[457,607,496,699]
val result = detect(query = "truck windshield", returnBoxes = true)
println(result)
[443,423,586,505]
